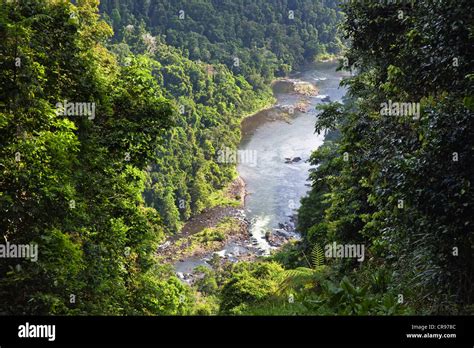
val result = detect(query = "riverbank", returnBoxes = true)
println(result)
[241,68,324,121]
[156,87,296,266]
[272,78,319,96]
[156,176,250,264]
[158,62,346,280]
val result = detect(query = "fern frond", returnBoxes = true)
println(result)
[278,267,318,294]
[311,244,325,268]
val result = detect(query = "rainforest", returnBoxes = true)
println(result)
[0,0,472,319]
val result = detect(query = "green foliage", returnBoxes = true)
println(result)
[279,266,328,295]
[228,0,473,316]
[170,217,239,261]
[100,0,344,83]
[5,0,469,318]
[307,276,409,316]
[219,262,284,314]
[295,0,474,313]
[218,260,409,316]
[193,265,218,296]
[96,2,345,236]
[109,28,274,234]
[0,0,190,315]
[311,244,325,268]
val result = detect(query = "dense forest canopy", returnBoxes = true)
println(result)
[97,0,345,234]
[0,0,472,317]
[0,0,344,314]
[100,0,344,85]
[216,0,474,315]
[294,0,474,314]
[0,0,199,315]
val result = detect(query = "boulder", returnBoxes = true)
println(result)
[322,96,331,102]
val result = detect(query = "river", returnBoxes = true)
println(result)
[175,61,348,275]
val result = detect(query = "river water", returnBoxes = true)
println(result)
[238,61,348,253]
[175,61,347,274]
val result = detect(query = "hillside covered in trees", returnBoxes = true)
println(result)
[196,0,473,315]
[0,0,343,314]
[100,0,344,85]
[98,0,345,233]
[0,0,472,318]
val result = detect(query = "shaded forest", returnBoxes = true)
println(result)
[0,0,472,316]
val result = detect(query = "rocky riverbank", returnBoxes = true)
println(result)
[265,216,300,248]
[158,173,301,284]
[160,63,347,285]
[157,176,249,264]
[272,78,319,96]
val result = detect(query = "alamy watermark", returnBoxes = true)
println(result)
[325,242,365,262]
[0,242,38,262]
[380,100,420,120]
[55,100,96,120]
[217,147,257,167]
[18,322,55,341]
